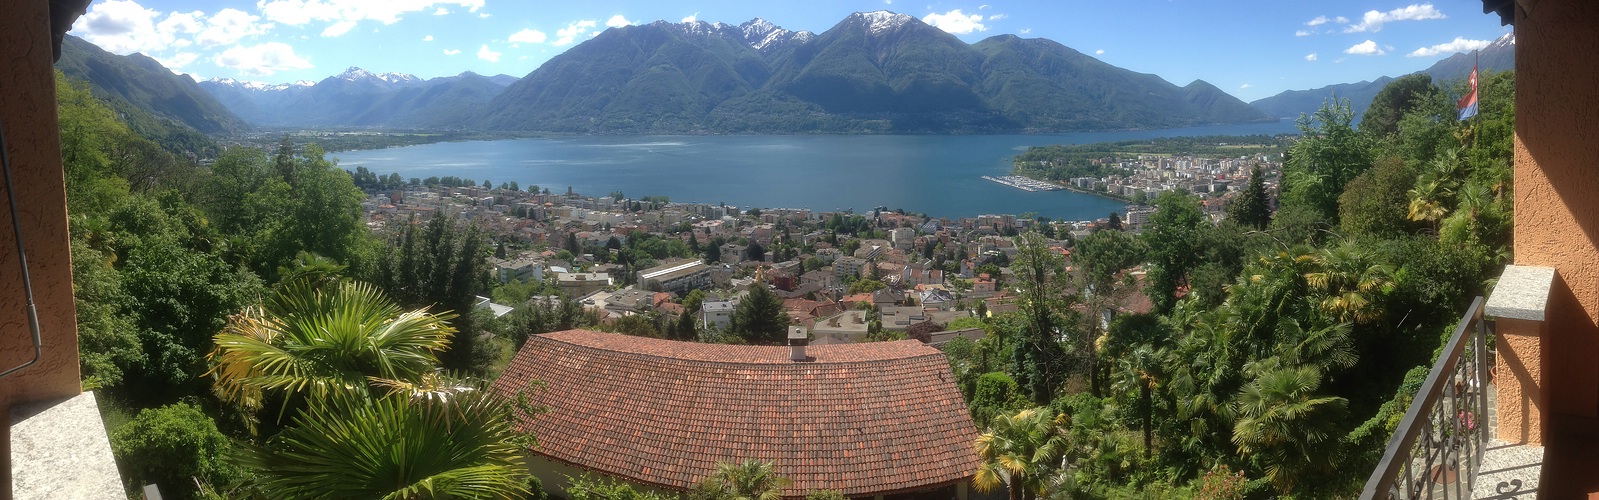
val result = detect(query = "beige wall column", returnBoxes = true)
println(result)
[1,0,87,495]
[1486,266,1556,444]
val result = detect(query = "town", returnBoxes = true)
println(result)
[350,144,1281,343]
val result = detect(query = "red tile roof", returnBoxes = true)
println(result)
[492,330,980,497]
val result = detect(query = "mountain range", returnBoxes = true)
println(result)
[200,67,519,129]
[1250,33,1515,121]
[56,34,248,152]
[479,12,1267,133]
[58,12,1512,137]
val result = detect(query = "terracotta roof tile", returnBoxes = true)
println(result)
[491,330,980,497]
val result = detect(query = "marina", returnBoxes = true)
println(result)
[983,175,1063,192]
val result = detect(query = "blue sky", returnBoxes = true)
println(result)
[69,0,1511,101]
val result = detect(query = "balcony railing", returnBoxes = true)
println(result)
[1362,296,1491,499]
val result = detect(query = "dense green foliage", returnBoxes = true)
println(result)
[59,69,531,498]
[370,212,495,372]
[111,403,241,499]
[954,72,1514,498]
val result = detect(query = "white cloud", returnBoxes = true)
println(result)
[1095,49,1104,55]
[988,13,1007,21]
[1306,15,1330,26]
[1239,83,1252,89]
[479,13,490,18]
[433,8,449,15]
[1344,40,1386,55]
[606,15,633,28]
[1407,36,1492,57]
[1018,28,1030,34]
[71,0,164,54]
[477,44,501,62]
[554,20,597,46]
[979,4,991,9]
[214,42,312,76]
[1335,16,1350,23]
[509,28,547,44]
[922,9,987,35]
[443,48,461,55]
[320,20,356,37]
[1305,53,1319,61]
[157,11,204,38]
[1345,4,1445,33]
[257,0,485,33]
[883,0,892,3]
[153,52,199,70]
[423,35,433,41]
[199,8,269,45]
[681,13,698,23]
[1295,30,1311,37]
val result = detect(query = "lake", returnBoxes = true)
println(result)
[333,120,1298,220]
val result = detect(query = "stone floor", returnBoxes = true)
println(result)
[1472,383,1543,499]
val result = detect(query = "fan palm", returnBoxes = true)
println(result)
[1304,245,1395,324]
[973,408,1069,500]
[691,459,790,500]
[240,386,529,500]
[1113,344,1167,458]
[1231,365,1348,495]
[208,280,456,411]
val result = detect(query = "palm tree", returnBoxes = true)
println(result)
[1231,365,1348,495]
[208,280,456,412]
[1304,245,1395,325]
[1114,344,1167,459]
[239,386,530,499]
[973,408,1069,500]
[691,459,790,500]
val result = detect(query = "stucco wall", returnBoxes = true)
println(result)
[1,0,87,494]
[1494,317,1545,444]
[1512,0,1599,420]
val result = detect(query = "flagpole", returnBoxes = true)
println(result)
[1473,50,1480,150]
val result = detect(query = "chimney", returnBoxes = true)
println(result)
[788,326,809,361]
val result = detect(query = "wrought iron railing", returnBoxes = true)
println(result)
[1362,296,1492,499]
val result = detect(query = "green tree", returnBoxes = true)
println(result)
[1280,99,1373,225]
[970,371,1025,427]
[1338,155,1418,239]
[371,212,492,373]
[111,403,241,500]
[1226,165,1271,229]
[972,407,1068,500]
[730,285,790,345]
[690,460,791,500]
[1360,73,1436,137]
[1010,232,1072,404]
[1142,191,1206,314]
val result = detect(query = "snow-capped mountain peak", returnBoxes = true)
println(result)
[736,18,814,53]
[855,11,915,36]
[377,72,422,85]
[337,66,375,81]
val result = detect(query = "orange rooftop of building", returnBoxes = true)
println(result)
[491,329,982,499]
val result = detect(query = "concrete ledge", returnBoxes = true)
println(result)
[10,391,124,500]
[1486,266,1556,321]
